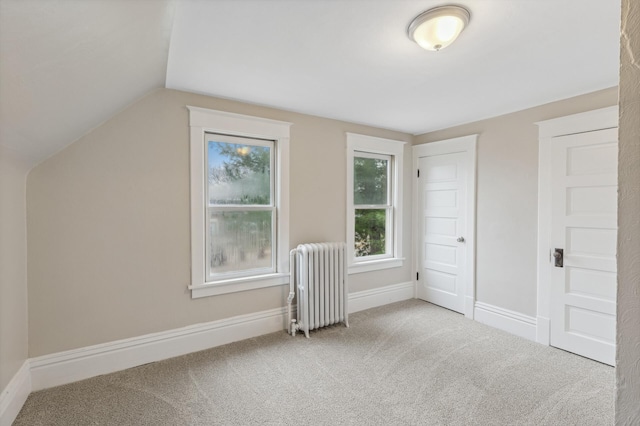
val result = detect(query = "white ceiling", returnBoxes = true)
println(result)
[0,0,621,165]
[166,0,621,135]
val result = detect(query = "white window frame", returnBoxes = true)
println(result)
[188,106,291,298]
[347,133,405,274]
[205,134,276,281]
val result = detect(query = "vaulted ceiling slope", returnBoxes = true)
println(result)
[1,1,621,165]
[0,0,175,165]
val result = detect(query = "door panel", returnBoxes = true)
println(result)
[417,152,467,314]
[550,128,618,366]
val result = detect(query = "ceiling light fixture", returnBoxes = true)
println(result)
[408,5,470,51]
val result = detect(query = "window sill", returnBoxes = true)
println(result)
[190,273,289,299]
[348,258,405,275]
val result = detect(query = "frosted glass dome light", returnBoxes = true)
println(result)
[408,5,470,51]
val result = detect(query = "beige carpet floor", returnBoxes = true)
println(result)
[15,300,614,425]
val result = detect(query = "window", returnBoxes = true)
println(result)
[354,153,392,259]
[206,134,275,279]
[188,107,291,298]
[347,133,405,274]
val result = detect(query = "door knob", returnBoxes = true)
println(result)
[553,248,563,268]
[457,236,465,243]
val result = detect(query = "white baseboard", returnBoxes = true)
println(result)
[30,281,413,392]
[30,306,287,392]
[474,302,537,342]
[0,360,31,426]
[349,281,414,313]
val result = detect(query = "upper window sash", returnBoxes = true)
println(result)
[353,151,392,208]
[205,133,275,208]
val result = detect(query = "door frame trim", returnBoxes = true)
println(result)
[412,135,478,318]
[535,106,618,345]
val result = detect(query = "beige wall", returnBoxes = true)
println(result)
[616,0,640,423]
[26,88,413,357]
[25,85,620,357]
[414,87,618,317]
[0,147,29,391]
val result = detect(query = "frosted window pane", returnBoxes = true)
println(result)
[209,210,273,275]
[355,209,386,257]
[208,141,271,205]
[354,157,388,205]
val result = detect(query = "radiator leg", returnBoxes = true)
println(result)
[289,319,308,338]
[286,291,295,335]
[304,321,310,338]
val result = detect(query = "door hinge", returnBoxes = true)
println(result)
[417,169,420,178]
[416,272,419,280]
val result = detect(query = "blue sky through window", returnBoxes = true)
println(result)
[208,140,232,169]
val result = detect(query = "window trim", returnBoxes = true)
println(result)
[188,106,291,298]
[346,133,406,274]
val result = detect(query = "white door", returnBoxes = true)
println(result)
[417,152,468,314]
[549,127,618,366]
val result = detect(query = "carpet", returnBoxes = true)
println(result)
[15,299,614,425]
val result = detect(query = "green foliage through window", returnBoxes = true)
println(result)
[355,209,386,257]
[354,154,390,257]
[353,157,388,205]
